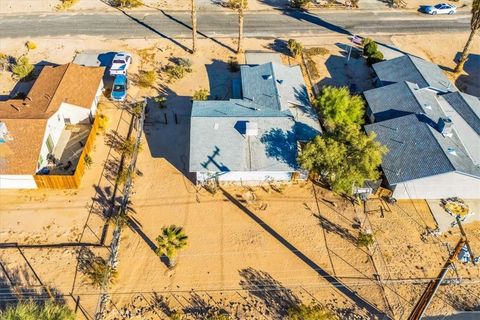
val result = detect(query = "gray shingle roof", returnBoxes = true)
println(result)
[372,55,456,93]
[364,81,446,122]
[443,92,480,135]
[366,114,480,185]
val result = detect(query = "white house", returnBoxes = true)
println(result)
[0,63,104,189]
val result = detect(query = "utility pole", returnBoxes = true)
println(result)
[407,238,465,320]
[456,215,477,265]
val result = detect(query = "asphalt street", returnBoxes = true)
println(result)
[0,10,471,39]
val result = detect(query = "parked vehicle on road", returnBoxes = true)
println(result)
[111,75,128,102]
[423,3,456,15]
[109,52,132,76]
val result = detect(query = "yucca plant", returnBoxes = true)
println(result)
[155,225,188,268]
[12,56,34,80]
[84,256,118,290]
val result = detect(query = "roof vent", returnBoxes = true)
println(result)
[277,79,284,84]
[245,122,258,136]
[214,123,219,130]
[424,105,432,110]
[447,147,457,156]
[263,74,272,80]
[437,117,453,136]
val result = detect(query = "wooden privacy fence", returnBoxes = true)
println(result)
[34,118,99,189]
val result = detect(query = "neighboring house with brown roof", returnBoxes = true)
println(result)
[0,63,104,189]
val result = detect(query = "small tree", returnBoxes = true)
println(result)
[363,41,378,56]
[12,56,34,80]
[0,300,75,320]
[314,86,365,132]
[454,0,480,73]
[366,50,384,65]
[287,39,303,58]
[155,225,188,268]
[193,88,209,100]
[298,127,387,195]
[25,40,37,51]
[288,303,337,320]
[227,0,248,53]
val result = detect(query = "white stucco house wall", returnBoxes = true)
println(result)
[0,63,105,189]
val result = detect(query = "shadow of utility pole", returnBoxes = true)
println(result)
[220,187,391,319]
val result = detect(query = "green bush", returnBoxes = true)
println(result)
[367,50,384,65]
[287,39,303,57]
[288,303,337,319]
[357,231,375,248]
[111,0,143,8]
[138,70,156,88]
[363,41,378,56]
[290,0,311,8]
[362,37,373,46]
[12,56,34,80]
[153,95,167,108]
[192,88,209,101]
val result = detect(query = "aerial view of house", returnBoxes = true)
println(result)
[0,63,104,189]
[365,56,480,199]
[190,56,321,183]
[0,0,479,319]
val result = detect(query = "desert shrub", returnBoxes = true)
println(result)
[305,57,319,79]
[25,40,37,51]
[110,0,143,7]
[290,0,311,8]
[192,88,209,101]
[84,154,93,169]
[153,95,167,108]
[138,70,156,88]
[97,114,109,132]
[175,57,193,71]
[362,37,373,46]
[0,300,75,320]
[287,39,303,57]
[350,0,359,8]
[228,56,240,72]
[288,303,336,319]
[363,41,378,56]
[12,56,34,80]
[304,47,329,57]
[367,50,384,65]
[55,0,79,10]
[357,231,374,248]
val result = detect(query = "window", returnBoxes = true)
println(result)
[46,134,54,153]
[37,154,44,169]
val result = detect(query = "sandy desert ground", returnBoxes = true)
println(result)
[0,33,479,319]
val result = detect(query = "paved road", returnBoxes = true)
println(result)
[0,10,470,39]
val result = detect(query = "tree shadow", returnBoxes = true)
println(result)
[455,53,480,96]
[183,292,230,318]
[282,10,351,35]
[239,268,300,318]
[265,39,290,55]
[260,128,298,169]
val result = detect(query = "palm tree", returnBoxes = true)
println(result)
[85,256,118,290]
[191,0,197,53]
[227,0,248,53]
[155,225,188,268]
[454,0,480,73]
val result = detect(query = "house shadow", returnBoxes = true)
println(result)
[239,268,300,318]
[455,53,480,96]
[205,59,240,100]
[143,84,194,181]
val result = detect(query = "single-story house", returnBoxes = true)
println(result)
[0,63,105,189]
[189,57,321,184]
[364,60,480,199]
[372,55,457,93]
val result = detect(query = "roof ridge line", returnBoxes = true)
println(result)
[45,63,71,113]
[269,62,282,111]
[408,55,430,89]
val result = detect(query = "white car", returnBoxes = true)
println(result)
[109,52,132,76]
[424,3,457,15]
